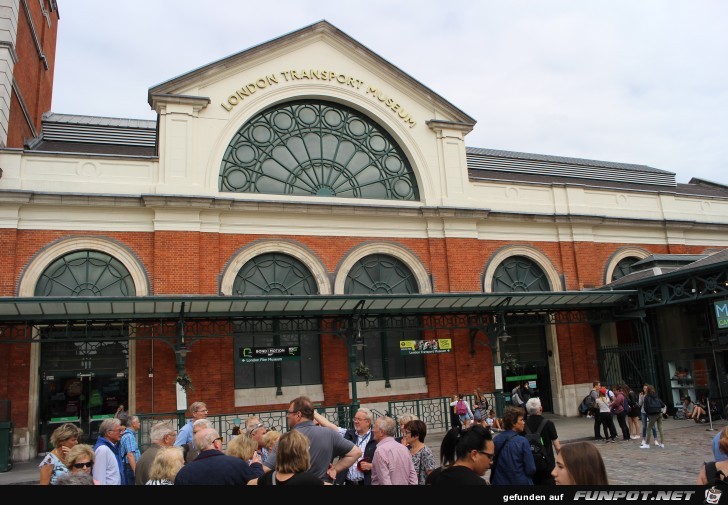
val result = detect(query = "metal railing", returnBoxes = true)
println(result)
[135,392,498,451]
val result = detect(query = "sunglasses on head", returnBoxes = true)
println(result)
[73,462,93,469]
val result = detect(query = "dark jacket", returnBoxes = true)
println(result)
[335,428,377,485]
[174,449,263,485]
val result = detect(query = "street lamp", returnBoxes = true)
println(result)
[469,297,512,417]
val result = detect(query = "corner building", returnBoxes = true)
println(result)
[1,21,728,462]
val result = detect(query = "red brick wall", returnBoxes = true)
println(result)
[7,2,58,147]
[0,228,718,418]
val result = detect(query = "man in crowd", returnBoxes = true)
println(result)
[92,417,124,485]
[314,407,378,485]
[174,401,208,447]
[119,413,141,486]
[524,397,561,485]
[175,428,263,485]
[263,395,361,482]
[135,420,176,484]
[370,416,417,485]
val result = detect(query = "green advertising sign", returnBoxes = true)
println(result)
[239,346,301,363]
[715,300,728,329]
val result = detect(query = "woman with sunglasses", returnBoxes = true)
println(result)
[426,424,493,485]
[65,444,99,485]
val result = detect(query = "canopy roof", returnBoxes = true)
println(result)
[0,290,636,323]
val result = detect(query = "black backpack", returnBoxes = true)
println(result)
[644,394,664,415]
[705,462,728,486]
[524,418,550,481]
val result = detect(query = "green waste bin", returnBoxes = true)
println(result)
[0,421,13,472]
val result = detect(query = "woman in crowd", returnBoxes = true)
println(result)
[485,409,502,432]
[396,413,418,444]
[146,446,185,485]
[472,389,489,428]
[701,426,728,485]
[64,443,98,485]
[624,384,641,439]
[249,429,325,485]
[403,419,436,485]
[690,397,707,422]
[596,387,617,442]
[639,383,658,445]
[448,394,462,430]
[262,429,280,457]
[641,384,666,449]
[426,424,492,485]
[552,441,608,485]
[226,430,262,466]
[38,422,82,485]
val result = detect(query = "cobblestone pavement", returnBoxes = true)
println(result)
[585,419,726,485]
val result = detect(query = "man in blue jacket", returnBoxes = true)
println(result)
[175,428,264,485]
[489,406,536,485]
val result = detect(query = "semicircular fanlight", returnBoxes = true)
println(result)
[219,100,419,201]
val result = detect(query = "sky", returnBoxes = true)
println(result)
[51,1,728,184]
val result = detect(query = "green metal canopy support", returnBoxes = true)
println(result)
[468,297,512,417]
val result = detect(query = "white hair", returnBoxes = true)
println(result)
[526,397,542,415]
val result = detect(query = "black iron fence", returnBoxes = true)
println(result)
[135,392,498,451]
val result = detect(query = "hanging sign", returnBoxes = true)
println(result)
[239,346,301,363]
[715,300,728,329]
[399,339,452,355]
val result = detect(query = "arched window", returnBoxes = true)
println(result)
[34,250,132,446]
[233,253,321,389]
[232,253,319,295]
[491,255,552,410]
[34,250,136,296]
[345,254,423,381]
[219,100,419,201]
[492,256,551,292]
[611,257,639,282]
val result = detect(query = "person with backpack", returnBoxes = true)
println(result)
[596,388,617,443]
[524,397,561,485]
[610,385,630,441]
[490,406,535,485]
[638,383,658,446]
[588,381,603,441]
[450,393,473,429]
[624,384,642,440]
[697,425,728,485]
[640,384,666,449]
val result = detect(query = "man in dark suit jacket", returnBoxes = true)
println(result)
[174,428,264,485]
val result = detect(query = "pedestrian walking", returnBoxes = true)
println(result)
[641,385,666,449]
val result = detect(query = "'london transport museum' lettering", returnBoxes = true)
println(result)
[220,68,416,127]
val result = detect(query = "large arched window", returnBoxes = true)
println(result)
[34,250,136,296]
[219,100,419,201]
[492,256,551,292]
[233,253,321,389]
[345,254,424,381]
[34,250,133,447]
[492,256,552,410]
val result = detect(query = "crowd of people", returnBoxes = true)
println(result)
[36,376,728,487]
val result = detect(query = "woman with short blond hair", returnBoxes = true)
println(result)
[38,423,82,485]
[146,446,185,485]
[250,430,324,485]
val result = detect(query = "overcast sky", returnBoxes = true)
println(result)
[51,1,727,184]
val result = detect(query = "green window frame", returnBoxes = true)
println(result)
[232,253,322,389]
[34,250,136,297]
[345,254,424,382]
[219,100,419,201]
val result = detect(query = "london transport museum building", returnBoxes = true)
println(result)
[2,13,728,463]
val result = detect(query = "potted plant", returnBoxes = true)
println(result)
[176,372,193,392]
[354,362,372,386]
